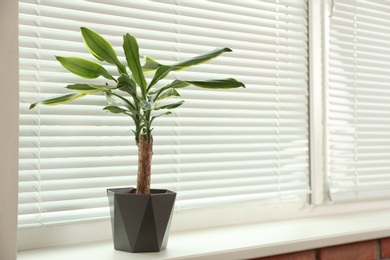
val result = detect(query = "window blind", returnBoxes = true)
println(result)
[19,0,310,228]
[327,0,390,201]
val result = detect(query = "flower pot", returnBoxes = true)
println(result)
[107,187,176,253]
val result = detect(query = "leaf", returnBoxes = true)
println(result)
[105,92,118,105]
[29,93,86,109]
[142,55,162,74]
[103,105,139,123]
[172,47,232,70]
[155,100,184,110]
[166,79,192,89]
[66,83,115,93]
[103,105,129,114]
[105,92,135,111]
[140,100,155,111]
[56,56,115,81]
[155,88,180,101]
[181,78,245,89]
[123,33,147,92]
[146,48,232,90]
[117,74,137,98]
[66,84,100,93]
[151,111,172,122]
[148,65,173,90]
[149,80,189,102]
[150,78,244,103]
[81,27,126,74]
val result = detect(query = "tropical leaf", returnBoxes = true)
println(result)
[56,56,115,81]
[150,78,244,102]
[105,92,135,111]
[151,111,172,122]
[66,83,115,93]
[103,105,129,114]
[142,55,162,74]
[103,106,140,123]
[154,88,180,101]
[81,27,126,74]
[117,74,137,98]
[147,65,173,90]
[149,79,190,101]
[180,78,245,89]
[172,47,232,70]
[29,93,86,109]
[140,100,155,111]
[146,48,233,90]
[123,33,147,92]
[155,100,184,110]
[165,79,192,89]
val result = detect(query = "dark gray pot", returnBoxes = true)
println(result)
[107,187,176,253]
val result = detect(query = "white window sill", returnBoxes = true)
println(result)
[17,208,390,260]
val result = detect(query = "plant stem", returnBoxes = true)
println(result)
[136,134,153,194]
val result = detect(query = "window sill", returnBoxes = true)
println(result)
[17,208,390,260]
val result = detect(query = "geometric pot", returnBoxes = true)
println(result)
[106,187,176,253]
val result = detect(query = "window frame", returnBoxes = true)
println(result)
[0,0,19,258]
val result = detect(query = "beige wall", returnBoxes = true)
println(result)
[0,0,19,259]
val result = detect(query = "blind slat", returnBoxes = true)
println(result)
[327,0,390,202]
[19,0,309,227]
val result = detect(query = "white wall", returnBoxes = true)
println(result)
[0,0,19,259]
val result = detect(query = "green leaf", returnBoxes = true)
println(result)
[105,92,135,111]
[140,100,155,111]
[80,27,126,74]
[103,105,139,123]
[181,78,245,89]
[66,84,100,93]
[149,80,190,102]
[146,48,233,91]
[117,74,137,98]
[149,79,244,103]
[148,65,173,90]
[155,100,184,110]
[56,56,115,81]
[155,88,180,101]
[166,79,192,89]
[142,55,162,74]
[66,83,115,93]
[103,105,129,114]
[151,111,172,122]
[29,93,86,109]
[123,33,147,93]
[172,47,232,70]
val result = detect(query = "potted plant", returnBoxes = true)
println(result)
[30,27,245,252]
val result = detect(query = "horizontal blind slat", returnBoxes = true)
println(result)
[19,0,309,227]
[327,0,390,202]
